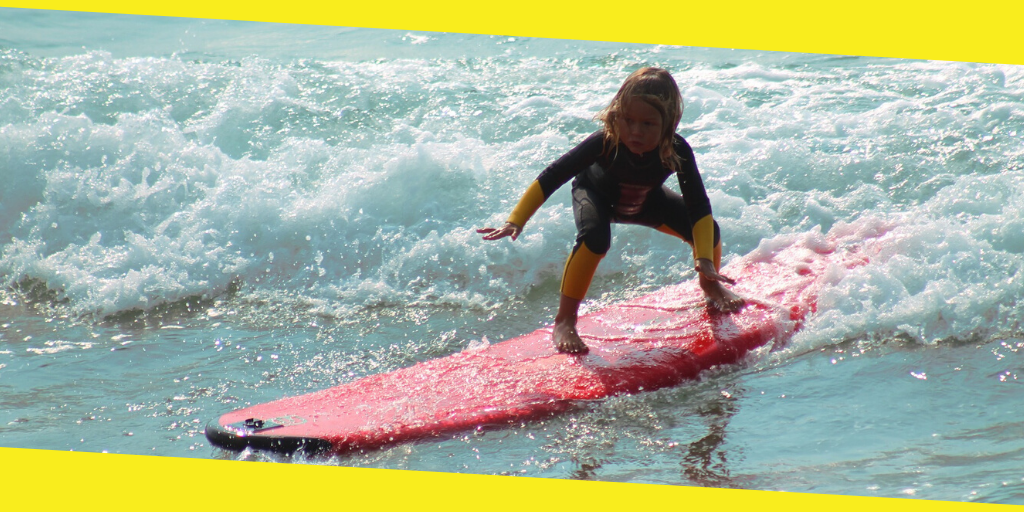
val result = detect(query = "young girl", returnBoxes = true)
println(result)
[478,67,743,354]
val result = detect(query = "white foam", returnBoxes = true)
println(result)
[0,36,1021,344]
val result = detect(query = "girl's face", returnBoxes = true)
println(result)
[616,99,663,155]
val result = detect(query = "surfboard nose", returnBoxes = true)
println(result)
[205,418,332,455]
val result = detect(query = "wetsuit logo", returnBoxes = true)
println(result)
[616,183,652,215]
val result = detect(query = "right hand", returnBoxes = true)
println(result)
[477,222,522,241]
[695,258,736,285]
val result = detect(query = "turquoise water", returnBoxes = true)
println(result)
[2,8,1024,503]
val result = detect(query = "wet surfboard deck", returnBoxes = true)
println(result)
[206,232,873,455]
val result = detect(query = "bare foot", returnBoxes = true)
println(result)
[699,277,745,313]
[553,319,589,354]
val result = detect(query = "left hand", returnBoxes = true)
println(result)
[695,258,736,285]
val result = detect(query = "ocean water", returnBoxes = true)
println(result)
[2,8,1024,504]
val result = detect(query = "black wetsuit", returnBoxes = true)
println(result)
[531,130,720,255]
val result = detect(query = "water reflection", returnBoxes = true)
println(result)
[681,388,741,487]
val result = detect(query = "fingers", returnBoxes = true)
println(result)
[714,272,737,285]
[477,223,521,241]
[701,268,735,285]
[477,228,506,241]
[694,259,736,285]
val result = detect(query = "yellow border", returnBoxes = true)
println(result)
[3,447,1014,510]
[0,1,1022,64]
[2,2,1022,511]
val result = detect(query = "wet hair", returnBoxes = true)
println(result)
[597,67,684,171]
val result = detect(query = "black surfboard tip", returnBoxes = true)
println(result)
[204,417,333,456]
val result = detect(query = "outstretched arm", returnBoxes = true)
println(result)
[476,179,540,242]
[478,131,604,243]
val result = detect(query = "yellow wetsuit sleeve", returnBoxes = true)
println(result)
[692,214,715,261]
[506,180,546,228]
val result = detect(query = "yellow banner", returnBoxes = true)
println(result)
[0,0,1022,64]
[4,447,1010,510]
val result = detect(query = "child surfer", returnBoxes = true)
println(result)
[478,67,744,355]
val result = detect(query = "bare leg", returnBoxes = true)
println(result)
[699,274,745,313]
[553,293,588,354]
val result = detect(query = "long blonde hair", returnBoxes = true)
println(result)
[597,67,684,171]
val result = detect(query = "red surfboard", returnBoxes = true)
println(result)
[206,231,875,455]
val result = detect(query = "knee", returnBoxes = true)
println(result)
[578,229,610,255]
